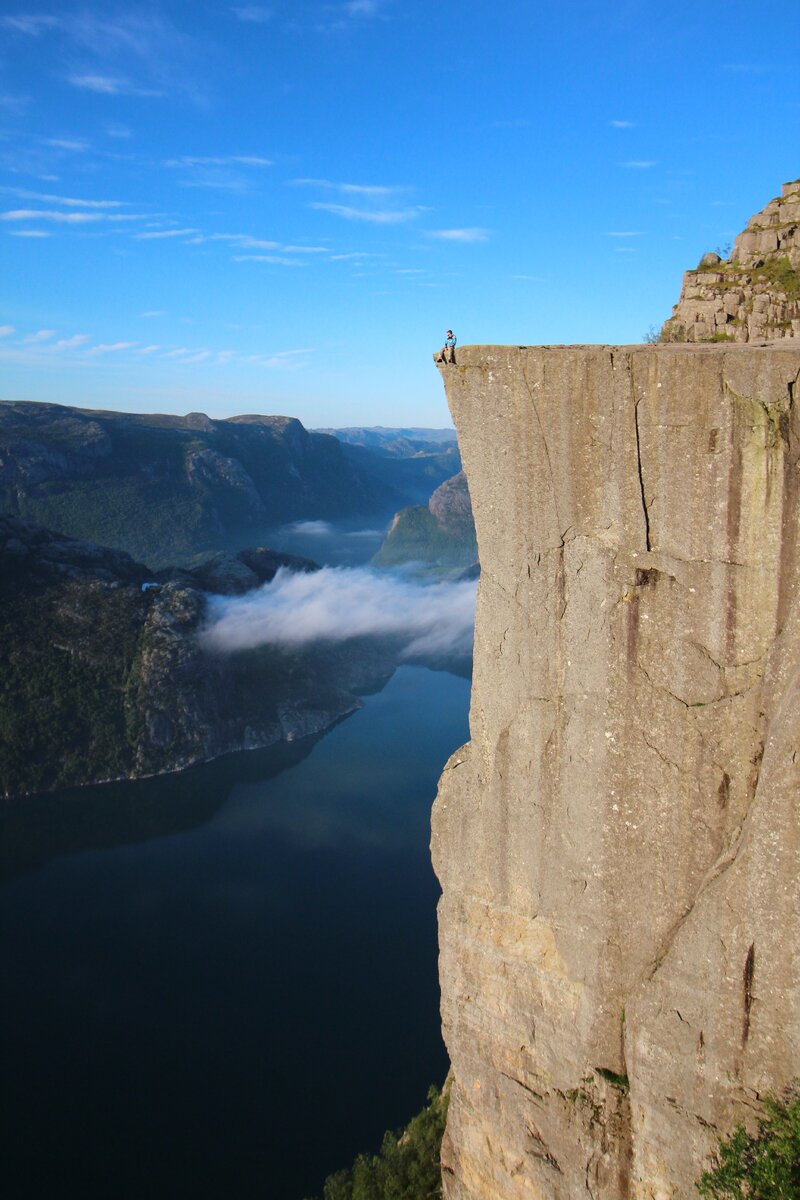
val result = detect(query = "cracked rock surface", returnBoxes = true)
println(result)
[432,344,800,1200]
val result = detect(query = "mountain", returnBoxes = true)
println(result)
[372,470,477,571]
[316,426,458,454]
[0,402,457,567]
[0,514,398,799]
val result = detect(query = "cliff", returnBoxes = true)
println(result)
[432,344,800,1198]
[661,178,800,344]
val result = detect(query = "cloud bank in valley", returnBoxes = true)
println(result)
[202,566,476,659]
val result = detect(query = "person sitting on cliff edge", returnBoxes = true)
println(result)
[435,330,457,364]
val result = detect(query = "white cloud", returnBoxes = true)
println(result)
[620,160,657,169]
[88,341,138,354]
[52,334,90,350]
[202,566,476,660]
[311,202,422,223]
[429,227,489,242]
[24,329,56,343]
[140,310,166,318]
[43,138,90,152]
[67,73,162,96]
[134,228,199,239]
[232,5,273,22]
[293,178,396,197]
[165,155,273,168]
[234,254,307,266]
[1,14,59,35]
[138,345,161,354]
[0,187,126,208]
[1,209,111,224]
[344,0,382,16]
[9,229,52,237]
[610,119,636,128]
[606,231,642,237]
[0,325,15,337]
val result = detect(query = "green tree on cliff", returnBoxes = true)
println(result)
[698,1085,800,1199]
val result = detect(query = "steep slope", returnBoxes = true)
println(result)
[432,344,800,1199]
[373,471,477,571]
[0,402,440,565]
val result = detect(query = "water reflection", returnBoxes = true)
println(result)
[0,735,320,883]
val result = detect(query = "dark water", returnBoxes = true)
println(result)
[0,665,470,1200]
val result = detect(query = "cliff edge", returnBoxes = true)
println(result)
[432,344,800,1198]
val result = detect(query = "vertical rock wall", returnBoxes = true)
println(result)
[432,344,800,1199]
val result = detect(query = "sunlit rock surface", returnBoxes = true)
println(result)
[432,344,800,1199]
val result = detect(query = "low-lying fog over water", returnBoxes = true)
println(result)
[203,566,477,659]
[268,518,389,567]
[1,664,471,1200]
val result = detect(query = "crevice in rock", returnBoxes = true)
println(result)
[633,394,652,552]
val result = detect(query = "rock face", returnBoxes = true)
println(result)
[662,179,800,344]
[432,344,800,1199]
[373,471,477,571]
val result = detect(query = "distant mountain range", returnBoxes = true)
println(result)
[0,402,459,567]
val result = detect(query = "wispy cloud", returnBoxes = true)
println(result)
[52,334,90,350]
[232,5,273,21]
[0,14,59,36]
[23,329,56,343]
[11,10,208,106]
[344,0,384,17]
[0,208,149,225]
[292,178,395,197]
[0,187,126,208]
[0,325,16,337]
[606,230,642,237]
[43,137,90,152]
[67,73,163,97]
[140,310,166,318]
[429,227,489,243]
[610,119,636,128]
[133,228,200,239]
[165,155,273,168]
[722,63,772,73]
[9,228,52,237]
[234,254,307,266]
[88,341,138,355]
[311,202,423,224]
[620,160,657,169]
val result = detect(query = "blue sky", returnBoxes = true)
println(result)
[0,0,797,428]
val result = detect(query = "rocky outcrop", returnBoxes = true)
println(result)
[0,516,393,798]
[432,344,800,1199]
[373,471,477,571]
[662,179,800,344]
